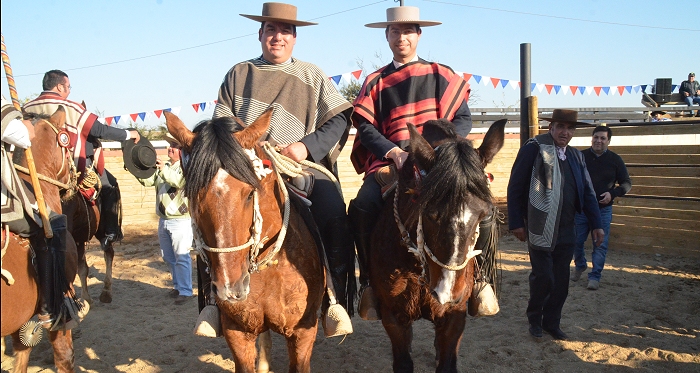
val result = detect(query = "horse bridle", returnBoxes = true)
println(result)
[393,166,483,279]
[13,119,76,191]
[192,145,290,273]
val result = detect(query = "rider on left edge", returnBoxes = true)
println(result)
[2,95,83,330]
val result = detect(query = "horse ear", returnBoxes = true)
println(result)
[234,108,272,148]
[408,123,435,171]
[50,105,67,129]
[476,119,506,168]
[164,111,195,151]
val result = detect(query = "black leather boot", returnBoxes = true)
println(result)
[37,214,75,330]
[348,200,380,320]
[322,216,356,317]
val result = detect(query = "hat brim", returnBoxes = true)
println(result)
[365,20,442,28]
[240,14,317,26]
[539,117,592,127]
[122,131,157,179]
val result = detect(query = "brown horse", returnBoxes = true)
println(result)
[61,180,119,304]
[1,106,79,373]
[166,110,324,373]
[368,119,505,373]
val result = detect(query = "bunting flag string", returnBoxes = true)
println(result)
[100,68,673,126]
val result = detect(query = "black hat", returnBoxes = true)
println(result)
[123,130,157,179]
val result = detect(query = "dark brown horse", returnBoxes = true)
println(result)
[1,106,79,373]
[166,110,324,373]
[61,179,119,304]
[368,119,505,373]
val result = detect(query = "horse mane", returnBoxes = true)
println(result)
[409,121,492,223]
[184,117,261,201]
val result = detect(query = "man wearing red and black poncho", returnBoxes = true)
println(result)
[348,6,473,320]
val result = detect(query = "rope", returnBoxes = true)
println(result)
[261,143,343,197]
[1,225,15,285]
[13,164,72,190]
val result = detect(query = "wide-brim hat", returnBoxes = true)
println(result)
[651,110,667,116]
[164,133,181,147]
[539,109,590,126]
[240,2,317,27]
[365,6,442,28]
[123,130,157,179]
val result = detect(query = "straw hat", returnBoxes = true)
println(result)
[539,109,590,126]
[123,132,157,179]
[240,2,317,27]
[365,6,441,28]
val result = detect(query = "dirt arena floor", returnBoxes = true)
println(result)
[2,224,699,372]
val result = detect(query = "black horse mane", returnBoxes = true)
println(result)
[183,117,261,201]
[407,121,491,223]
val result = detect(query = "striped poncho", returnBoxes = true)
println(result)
[350,60,469,175]
[213,56,353,169]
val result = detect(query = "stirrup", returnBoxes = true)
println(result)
[358,286,380,320]
[322,304,353,338]
[194,305,222,338]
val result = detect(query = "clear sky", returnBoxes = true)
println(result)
[1,0,697,129]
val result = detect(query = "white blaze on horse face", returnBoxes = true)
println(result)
[433,204,481,305]
[213,169,231,244]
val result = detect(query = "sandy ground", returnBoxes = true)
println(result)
[2,224,699,373]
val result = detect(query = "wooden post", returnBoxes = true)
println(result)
[528,96,539,138]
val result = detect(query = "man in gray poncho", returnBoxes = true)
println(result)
[195,2,355,338]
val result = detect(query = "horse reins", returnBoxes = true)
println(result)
[392,168,483,278]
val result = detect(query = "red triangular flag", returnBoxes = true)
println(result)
[351,70,362,80]
[192,103,200,112]
[463,73,472,82]
[213,99,218,105]
[545,84,554,94]
[105,117,113,125]
[594,86,602,96]
[570,86,578,95]
[130,113,138,122]
[617,86,625,95]
[154,110,163,118]
[490,77,500,88]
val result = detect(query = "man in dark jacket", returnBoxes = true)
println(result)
[507,109,603,340]
[679,72,700,115]
[571,126,631,290]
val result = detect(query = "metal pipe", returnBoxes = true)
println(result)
[520,43,531,146]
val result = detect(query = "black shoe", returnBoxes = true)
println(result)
[543,327,568,340]
[168,289,179,298]
[529,324,543,338]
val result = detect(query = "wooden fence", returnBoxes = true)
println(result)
[104,114,700,257]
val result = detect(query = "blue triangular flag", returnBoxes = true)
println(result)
[640,85,647,93]
[114,116,121,124]
[625,86,632,93]
[331,75,341,84]
[500,79,509,88]
[672,84,678,92]
[164,108,172,112]
[473,75,482,83]
[634,86,640,93]
[553,85,561,94]
[530,83,536,92]
[578,86,586,95]
[602,87,610,95]
[138,112,146,121]
[200,102,206,111]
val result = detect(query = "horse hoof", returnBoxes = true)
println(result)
[99,291,113,303]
